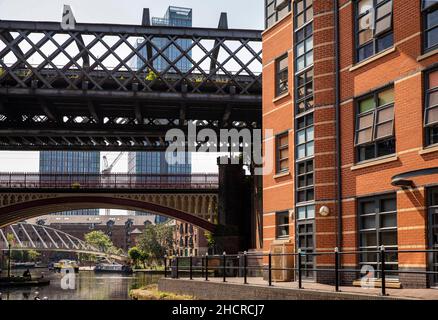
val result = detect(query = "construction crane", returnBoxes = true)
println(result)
[102,152,125,215]
[102,152,125,175]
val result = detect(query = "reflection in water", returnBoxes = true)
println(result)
[1,269,161,300]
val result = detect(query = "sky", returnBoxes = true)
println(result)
[0,0,264,174]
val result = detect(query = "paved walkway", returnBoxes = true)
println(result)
[171,277,438,300]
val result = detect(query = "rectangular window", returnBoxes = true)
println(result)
[296,113,314,160]
[296,159,314,203]
[296,211,315,278]
[425,68,438,146]
[355,87,395,162]
[294,0,313,72]
[355,0,394,62]
[276,132,289,173]
[296,68,314,114]
[276,211,290,239]
[276,54,289,96]
[358,194,398,277]
[422,0,438,52]
[265,0,292,29]
[428,187,438,286]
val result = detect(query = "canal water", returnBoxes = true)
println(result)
[0,269,162,300]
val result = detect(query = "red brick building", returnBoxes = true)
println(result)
[169,220,208,257]
[262,0,438,287]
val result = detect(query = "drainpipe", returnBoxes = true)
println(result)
[334,0,342,252]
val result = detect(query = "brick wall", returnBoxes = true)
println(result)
[262,0,438,288]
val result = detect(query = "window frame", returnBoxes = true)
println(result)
[293,0,314,73]
[422,0,438,53]
[425,67,438,146]
[295,113,314,161]
[354,86,396,162]
[265,0,292,29]
[275,54,289,97]
[354,0,394,63]
[276,211,290,239]
[275,131,290,173]
[296,159,315,203]
[357,193,398,276]
[427,186,438,286]
[296,209,315,279]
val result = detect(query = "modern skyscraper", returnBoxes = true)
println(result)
[136,6,193,73]
[39,151,100,215]
[131,6,193,220]
[128,152,192,219]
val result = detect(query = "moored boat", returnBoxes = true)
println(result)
[53,259,79,273]
[11,262,36,269]
[0,276,50,288]
[94,263,132,274]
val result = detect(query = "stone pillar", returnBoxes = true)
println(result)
[214,156,251,254]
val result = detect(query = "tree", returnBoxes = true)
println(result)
[27,249,40,262]
[84,230,114,253]
[139,251,149,269]
[137,223,174,264]
[204,231,215,252]
[83,230,120,262]
[6,233,15,278]
[128,247,142,268]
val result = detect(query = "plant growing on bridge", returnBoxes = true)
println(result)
[145,70,158,81]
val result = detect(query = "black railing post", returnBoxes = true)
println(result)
[164,255,167,278]
[205,253,209,281]
[223,252,226,282]
[189,255,193,280]
[176,255,179,279]
[298,249,303,289]
[380,245,387,296]
[268,251,272,286]
[335,247,340,292]
[244,251,248,284]
[201,256,205,278]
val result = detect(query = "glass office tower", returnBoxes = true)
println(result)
[128,152,191,220]
[39,151,100,215]
[135,6,193,72]
[131,6,193,221]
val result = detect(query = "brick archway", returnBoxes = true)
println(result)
[0,196,216,232]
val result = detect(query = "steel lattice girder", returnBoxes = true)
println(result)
[0,20,262,150]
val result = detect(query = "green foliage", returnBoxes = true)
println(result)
[204,231,215,248]
[139,250,149,267]
[6,232,15,246]
[0,67,4,77]
[27,249,40,261]
[137,223,173,263]
[128,246,142,266]
[84,230,115,253]
[145,70,157,81]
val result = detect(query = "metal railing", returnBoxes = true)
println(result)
[164,247,438,296]
[0,172,219,190]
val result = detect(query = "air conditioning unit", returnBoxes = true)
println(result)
[270,241,294,282]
